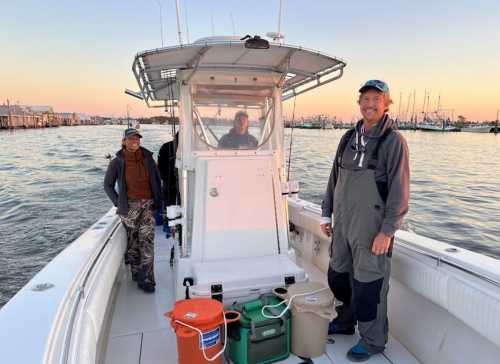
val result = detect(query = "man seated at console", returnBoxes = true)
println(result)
[218,111,258,149]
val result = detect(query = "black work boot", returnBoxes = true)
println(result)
[138,280,155,293]
[329,305,356,335]
[135,270,155,293]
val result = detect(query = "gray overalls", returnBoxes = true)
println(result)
[329,128,393,352]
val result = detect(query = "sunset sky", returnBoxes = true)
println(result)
[1,0,500,121]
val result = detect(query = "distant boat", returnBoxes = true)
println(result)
[127,119,140,130]
[461,124,497,133]
[418,117,460,132]
[295,121,321,129]
[418,123,460,132]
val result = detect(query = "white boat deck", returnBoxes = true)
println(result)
[104,227,420,364]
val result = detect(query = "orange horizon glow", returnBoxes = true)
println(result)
[2,1,499,122]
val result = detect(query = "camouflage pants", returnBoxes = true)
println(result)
[120,199,155,283]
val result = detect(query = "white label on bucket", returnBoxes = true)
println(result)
[305,295,318,303]
[200,328,220,349]
[184,312,198,319]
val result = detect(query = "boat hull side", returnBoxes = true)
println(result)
[0,207,124,364]
[288,197,500,364]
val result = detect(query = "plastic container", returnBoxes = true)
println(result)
[228,294,290,364]
[166,298,240,364]
[188,255,307,304]
[273,282,335,358]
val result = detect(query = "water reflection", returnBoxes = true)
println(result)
[0,125,499,306]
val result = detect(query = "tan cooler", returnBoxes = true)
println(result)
[274,282,336,358]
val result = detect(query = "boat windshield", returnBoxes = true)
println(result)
[191,85,275,151]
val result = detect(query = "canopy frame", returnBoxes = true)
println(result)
[132,39,347,108]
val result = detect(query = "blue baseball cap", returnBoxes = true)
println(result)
[359,79,390,94]
[123,128,142,138]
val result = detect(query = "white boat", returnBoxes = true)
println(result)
[1,37,500,364]
[461,124,497,133]
[418,123,459,132]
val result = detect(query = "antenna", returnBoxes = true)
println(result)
[124,88,144,100]
[210,9,215,36]
[230,12,236,36]
[277,0,283,37]
[155,1,164,47]
[183,1,190,43]
[175,0,183,45]
[266,0,285,42]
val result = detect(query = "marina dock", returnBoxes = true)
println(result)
[0,104,98,129]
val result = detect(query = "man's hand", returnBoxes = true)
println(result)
[320,223,332,237]
[371,232,392,255]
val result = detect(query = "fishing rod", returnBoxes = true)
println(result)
[286,95,297,182]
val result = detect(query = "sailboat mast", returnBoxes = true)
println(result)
[421,89,427,122]
[405,92,411,122]
[496,109,499,134]
[411,89,416,124]
[398,92,402,121]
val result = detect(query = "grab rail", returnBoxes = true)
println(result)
[58,221,121,364]
[289,197,500,290]
[396,240,500,289]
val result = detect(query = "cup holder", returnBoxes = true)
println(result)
[225,311,241,340]
[224,310,241,324]
[273,287,288,299]
[225,311,239,320]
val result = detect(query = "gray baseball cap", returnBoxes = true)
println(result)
[359,79,390,94]
[123,128,142,138]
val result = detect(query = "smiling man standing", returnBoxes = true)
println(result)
[104,128,162,293]
[320,80,410,361]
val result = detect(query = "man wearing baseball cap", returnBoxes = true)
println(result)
[320,80,410,361]
[104,128,162,293]
[218,110,258,149]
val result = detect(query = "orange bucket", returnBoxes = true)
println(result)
[166,298,240,364]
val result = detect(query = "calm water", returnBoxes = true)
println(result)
[0,125,499,306]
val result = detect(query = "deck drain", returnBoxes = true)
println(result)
[445,247,459,253]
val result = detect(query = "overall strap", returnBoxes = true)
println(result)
[367,128,393,203]
[337,128,356,166]
[367,128,393,170]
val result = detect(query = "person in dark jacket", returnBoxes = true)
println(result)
[218,111,258,149]
[320,80,410,361]
[158,132,179,206]
[104,128,162,293]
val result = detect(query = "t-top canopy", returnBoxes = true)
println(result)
[132,37,346,107]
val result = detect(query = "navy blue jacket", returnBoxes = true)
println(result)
[104,147,162,216]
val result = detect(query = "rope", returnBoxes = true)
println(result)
[261,287,328,319]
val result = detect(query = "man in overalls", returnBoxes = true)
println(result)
[320,80,410,361]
